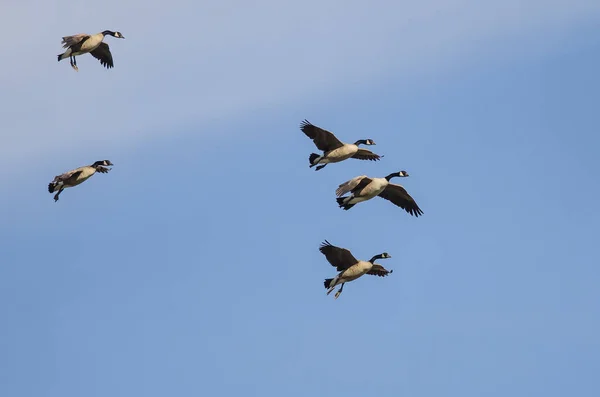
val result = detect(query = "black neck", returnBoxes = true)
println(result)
[102,30,114,36]
[369,254,383,263]
[385,172,400,181]
[354,139,367,146]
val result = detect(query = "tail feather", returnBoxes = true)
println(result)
[309,153,320,166]
[324,278,334,289]
[336,197,355,210]
[58,48,73,61]
[48,182,56,193]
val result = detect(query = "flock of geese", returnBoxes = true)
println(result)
[51,29,424,300]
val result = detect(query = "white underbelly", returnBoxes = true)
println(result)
[347,195,373,205]
[325,145,358,163]
[341,262,371,281]
[76,35,103,55]
[70,168,96,185]
[358,179,387,197]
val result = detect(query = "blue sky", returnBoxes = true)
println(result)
[1,1,599,396]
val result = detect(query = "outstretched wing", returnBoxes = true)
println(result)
[61,33,89,48]
[299,120,344,151]
[352,149,381,161]
[367,265,393,277]
[378,183,423,217]
[335,175,370,197]
[89,43,114,68]
[319,240,359,271]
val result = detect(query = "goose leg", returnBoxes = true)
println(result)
[334,283,345,299]
[70,56,78,72]
[53,188,64,202]
[315,163,328,171]
[326,286,336,295]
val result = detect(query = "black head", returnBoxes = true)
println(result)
[385,170,409,180]
[354,139,376,146]
[369,252,392,263]
[102,30,125,39]
[92,160,113,167]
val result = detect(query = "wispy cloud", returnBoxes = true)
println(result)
[1,0,599,171]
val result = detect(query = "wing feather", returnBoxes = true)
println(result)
[352,148,381,161]
[95,166,111,174]
[335,175,368,197]
[377,183,423,217]
[89,43,114,68]
[299,120,344,151]
[367,264,393,277]
[319,240,359,271]
[61,33,89,48]
[53,169,80,182]
[54,170,83,186]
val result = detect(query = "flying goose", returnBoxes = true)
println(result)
[335,171,423,216]
[319,240,393,299]
[58,30,125,71]
[300,119,382,171]
[48,160,113,202]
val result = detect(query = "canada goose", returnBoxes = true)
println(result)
[58,30,125,71]
[300,119,382,171]
[48,160,113,202]
[319,240,393,299]
[335,171,423,216]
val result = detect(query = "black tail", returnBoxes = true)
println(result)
[57,53,63,62]
[336,197,355,210]
[309,153,320,166]
[324,278,334,289]
[48,182,55,193]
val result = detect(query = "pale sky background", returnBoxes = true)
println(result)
[1,1,599,396]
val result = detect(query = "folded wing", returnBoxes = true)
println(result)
[61,34,89,48]
[335,175,369,197]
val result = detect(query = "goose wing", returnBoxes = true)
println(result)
[299,120,344,151]
[319,240,359,271]
[378,183,423,217]
[51,170,83,187]
[367,265,393,277]
[95,166,111,174]
[61,34,89,48]
[89,42,114,68]
[335,175,370,197]
[352,148,382,161]
[53,169,81,182]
